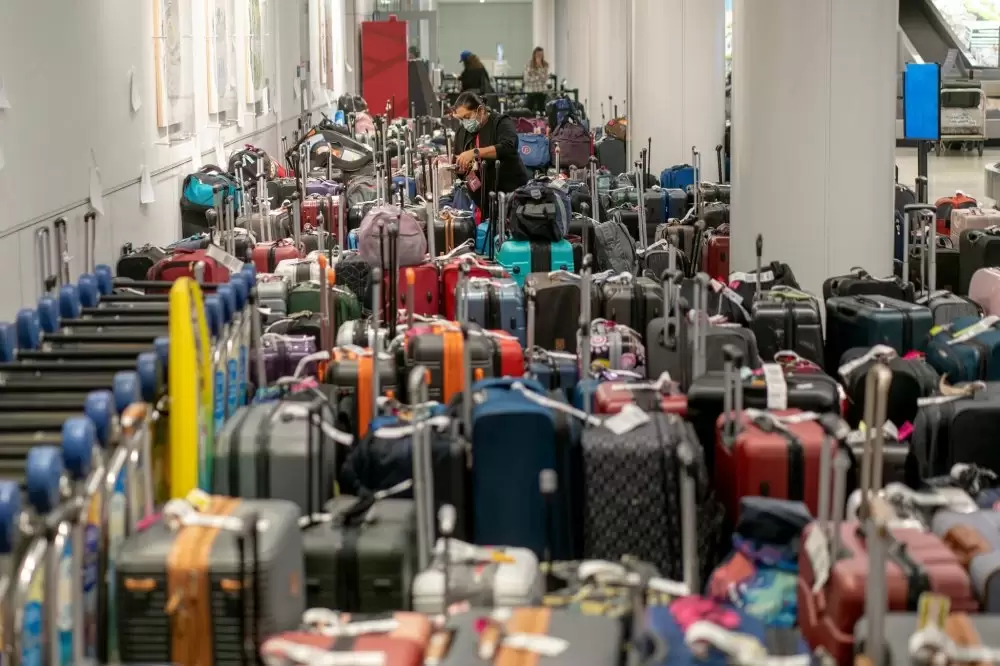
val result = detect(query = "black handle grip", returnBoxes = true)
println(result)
[722,344,744,368]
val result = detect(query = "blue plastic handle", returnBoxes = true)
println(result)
[0,324,16,362]
[94,265,114,295]
[83,390,115,448]
[77,275,100,308]
[37,298,60,334]
[58,284,81,319]
[204,295,223,338]
[0,481,21,554]
[62,416,96,481]
[15,309,41,351]
[112,371,140,414]
[26,447,63,515]
[136,351,160,403]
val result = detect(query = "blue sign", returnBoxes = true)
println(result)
[903,62,941,141]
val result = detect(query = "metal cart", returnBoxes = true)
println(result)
[936,86,988,156]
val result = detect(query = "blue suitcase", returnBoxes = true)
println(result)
[824,295,933,370]
[469,377,580,559]
[391,175,417,200]
[527,351,580,398]
[659,164,696,191]
[460,277,527,347]
[926,316,1000,382]
[517,134,551,170]
[497,239,575,287]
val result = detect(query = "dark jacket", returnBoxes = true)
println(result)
[459,65,493,95]
[455,112,529,206]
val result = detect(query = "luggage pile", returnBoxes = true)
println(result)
[10,101,1000,666]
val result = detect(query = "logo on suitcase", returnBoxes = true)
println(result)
[520,145,531,155]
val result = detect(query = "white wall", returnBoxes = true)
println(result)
[0,0,347,320]
[437,1,534,76]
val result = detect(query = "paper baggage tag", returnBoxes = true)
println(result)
[804,528,831,593]
[948,315,1000,345]
[206,244,246,275]
[836,344,897,379]
[761,364,787,411]
[916,593,950,631]
[603,404,651,435]
[728,269,774,285]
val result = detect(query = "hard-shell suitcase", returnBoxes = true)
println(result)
[323,348,398,439]
[258,277,290,326]
[528,270,587,354]
[701,229,730,279]
[932,510,1000,611]
[148,249,230,285]
[797,364,978,665]
[660,164,695,190]
[258,334,317,383]
[461,277,527,347]
[497,239,575,287]
[253,239,300,274]
[432,211,477,255]
[596,274,663,338]
[959,228,1000,295]
[387,261,439,320]
[593,374,688,416]
[239,207,294,241]
[950,206,1000,243]
[275,257,322,285]
[969,267,1000,315]
[909,381,1000,484]
[596,135,627,175]
[213,397,339,515]
[824,295,933,371]
[116,496,305,666]
[751,293,824,367]
[926,316,1000,382]
[401,327,493,403]
[714,354,840,520]
[936,191,978,235]
[411,545,543,612]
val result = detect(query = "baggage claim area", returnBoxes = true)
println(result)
[4,0,1000,663]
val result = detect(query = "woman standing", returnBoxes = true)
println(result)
[523,47,550,114]
[459,51,494,97]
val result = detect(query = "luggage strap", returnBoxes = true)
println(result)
[356,355,374,438]
[885,537,932,609]
[484,607,553,666]
[167,496,240,666]
[443,329,464,404]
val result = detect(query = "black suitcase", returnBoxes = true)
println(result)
[334,252,375,311]
[596,275,663,338]
[117,244,167,281]
[959,227,1000,296]
[300,230,335,254]
[838,347,939,428]
[432,213,476,255]
[643,190,667,228]
[823,269,916,302]
[750,294,824,367]
[596,136,627,175]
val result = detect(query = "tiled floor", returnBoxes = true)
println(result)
[895,145,999,204]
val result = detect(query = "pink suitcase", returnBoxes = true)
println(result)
[969,267,1000,315]
[951,207,1000,243]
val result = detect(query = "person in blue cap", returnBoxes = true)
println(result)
[459,51,494,100]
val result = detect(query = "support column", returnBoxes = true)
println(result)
[564,0,591,110]
[532,0,555,65]
[587,0,627,124]
[730,0,898,296]
[629,0,726,168]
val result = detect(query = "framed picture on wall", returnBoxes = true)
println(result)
[318,0,328,88]
[153,0,190,128]
[205,0,238,118]
[326,0,335,90]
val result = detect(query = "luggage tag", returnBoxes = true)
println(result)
[917,379,986,406]
[603,403,651,435]
[948,315,1000,345]
[684,622,814,666]
[836,344,897,380]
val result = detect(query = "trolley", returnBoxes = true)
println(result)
[936,85,988,156]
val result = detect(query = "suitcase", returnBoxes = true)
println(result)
[400,326,493,403]
[460,277,527,347]
[275,257,322,285]
[258,277,290,326]
[497,239,575,287]
[837,346,939,429]
[645,270,693,388]
[147,249,230,285]
[659,164,696,190]
[797,364,978,665]
[926,316,1000,382]
[750,291,824,367]
[386,261,439,320]
[261,632,423,666]
[253,239,300,274]
[639,241,689,280]
[527,350,580,395]
[257,333,317,383]
[823,269,915,302]
[117,244,168,281]
[824,295,933,371]
[931,510,1000,611]
[431,210,476,255]
[214,397,339,515]
[436,608,621,666]
[439,256,507,322]
[581,409,724,583]
[116,496,305,666]
[969,267,1000,315]
[909,381,1000,484]
[528,270,588,355]
[323,346,398,439]
[584,319,646,374]
[960,228,1000,296]
[701,229,730,279]
[855,612,1000,666]
[266,312,322,347]
[713,354,838,520]
[595,274,662,337]
[950,206,1000,243]
[299,230,335,255]
[596,135,627,175]
[655,222,702,271]
[936,191,978,236]
[300,195,331,232]
[411,544,543,612]
[302,496,418,612]
[663,188,688,220]
[334,252,375,311]
[593,374,688,416]
[238,207,294,241]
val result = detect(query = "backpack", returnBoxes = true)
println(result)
[357,205,428,268]
[547,97,588,131]
[518,134,551,169]
[935,191,978,235]
[182,167,239,209]
[508,181,572,242]
[592,217,637,274]
[345,176,377,208]
[338,93,368,113]
[228,146,289,181]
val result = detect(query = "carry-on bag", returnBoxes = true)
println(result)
[645,269,692,388]
[960,227,1000,296]
[950,206,1000,243]
[439,252,507,321]
[258,276,290,325]
[797,364,978,665]
[459,276,527,347]
[518,133,551,169]
[117,243,168,282]
[837,345,939,429]
[823,268,916,302]
[969,266,1000,315]
[594,272,662,339]
[824,294,933,370]
[275,257,322,285]
[257,334,316,382]
[936,191,978,236]
[526,270,586,354]
[903,204,980,323]
[925,315,1000,382]
[148,249,230,284]
[550,120,592,169]
[116,496,305,666]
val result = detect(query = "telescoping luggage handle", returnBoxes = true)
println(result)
[634,159,647,252]
[36,226,55,297]
[691,146,702,215]
[903,203,938,299]
[691,272,712,380]
[580,255,594,379]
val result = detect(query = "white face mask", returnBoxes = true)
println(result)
[460,116,481,133]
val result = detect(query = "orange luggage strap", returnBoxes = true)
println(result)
[356,354,374,438]
[479,608,553,666]
[442,329,464,404]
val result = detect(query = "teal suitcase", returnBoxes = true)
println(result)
[497,239,575,287]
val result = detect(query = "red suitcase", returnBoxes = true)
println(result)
[440,256,507,320]
[797,362,977,665]
[701,230,729,280]
[593,376,688,416]
[252,239,300,274]
[487,331,525,378]
[386,261,440,321]
[147,249,230,285]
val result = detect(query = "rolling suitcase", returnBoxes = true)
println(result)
[497,239,575,287]
[334,251,375,311]
[855,611,1000,666]
[595,274,662,336]
[324,347,397,440]
[925,316,1000,382]
[275,257,322,285]
[117,244,168,281]
[258,334,317,382]
[460,276,527,347]
[969,267,1000,315]
[701,227,730,279]
[596,135,627,175]
[797,364,977,665]
[960,228,1000,296]
[116,496,305,666]
[950,206,1000,243]
[903,204,979,323]
[148,249,229,284]
[387,261,439,320]
[824,295,933,371]
[439,255,507,322]
[258,277,289,326]
[931,510,1000,611]
[431,210,476,255]
[401,325,493,403]
[935,191,978,235]
[837,345,939,429]
[528,269,591,355]
[253,239,300,274]
[593,373,688,416]
[823,268,915,302]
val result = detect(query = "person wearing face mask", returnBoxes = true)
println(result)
[452,91,529,209]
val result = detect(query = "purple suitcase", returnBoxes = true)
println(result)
[306,179,342,196]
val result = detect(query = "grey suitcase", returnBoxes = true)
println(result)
[116,497,305,665]
[213,396,339,515]
[856,613,1000,666]
[931,510,1000,611]
[258,278,289,325]
[461,277,527,347]
[595,136,627,176]
[239,208,294,241]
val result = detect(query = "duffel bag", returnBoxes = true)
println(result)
[550,121,591,169]
[517,133,551,169]
[508,181,572,242]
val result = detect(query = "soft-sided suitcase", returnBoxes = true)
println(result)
[437,608,621,666]
[797,364,978,665]
[528,270,586,354]
[584,318,646,374]
[497,239,575,287]
[239,207,294,241]
[926,316,1000,382]
[961,228,1000,296]
[824,295,933,371]
[823,268,916,302]
[596,135,627,175]
[116,496,305,666]
[837,346,939,429]
[932,510,1000,611]
[118,244,168,281]
[334,251,375,311]
[213,397,340,515]
[950,206,1000,243]
[969,267,1000,315]
[253,239,300,274]
[460,277,527,347]
[713,353,839,521]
